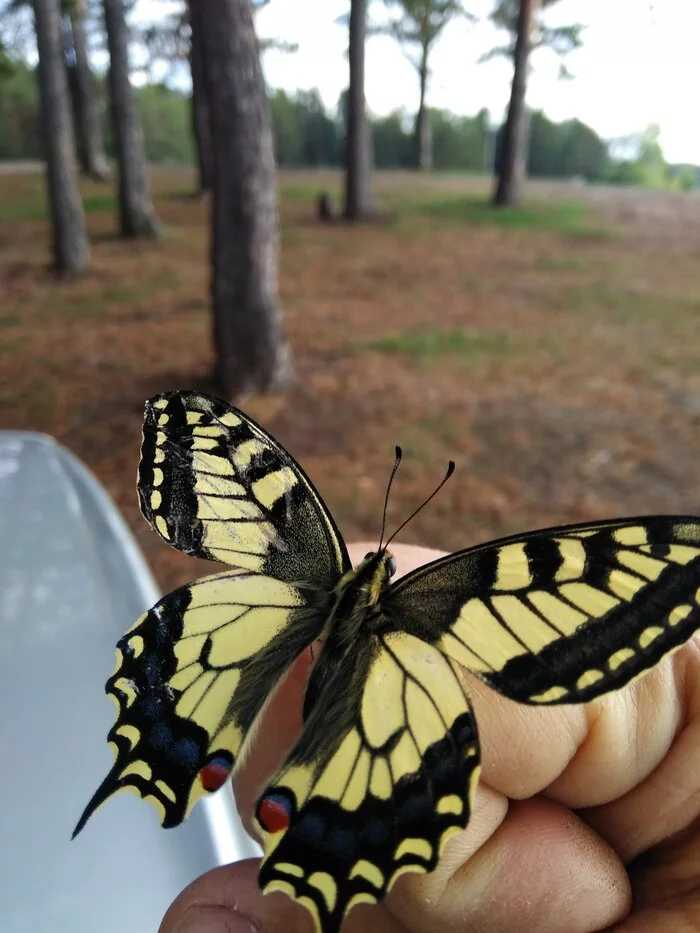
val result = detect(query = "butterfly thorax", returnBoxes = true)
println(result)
[326,550,395,640]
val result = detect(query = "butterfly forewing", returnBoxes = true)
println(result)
[255,633,480,933]
[387,517,700,705]
[139,391,350,583]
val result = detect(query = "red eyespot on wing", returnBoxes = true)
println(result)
[199,755,233,792]
[257,793,292,833]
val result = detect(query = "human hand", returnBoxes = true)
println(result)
[160,542,700,933]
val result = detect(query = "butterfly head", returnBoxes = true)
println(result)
[359,549,397,606]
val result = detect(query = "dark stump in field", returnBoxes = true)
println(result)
[317,191,336,223]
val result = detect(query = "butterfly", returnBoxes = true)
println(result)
[74,390,700,933]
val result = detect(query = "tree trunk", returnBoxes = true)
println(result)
[414,46,432,171]
[67,1,110,181]
[103,0,159,237]
[188,1,213,195]
[344,0,373,220]
[199,0,291,399]
[32,0,89,276]
[493,0,535,206]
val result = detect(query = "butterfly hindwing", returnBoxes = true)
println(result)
[255,633,480,933]
[387,516,700,705]
[139,391,350,582]
[73,568,326,834]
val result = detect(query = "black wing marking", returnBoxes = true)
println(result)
[386,516,700,703]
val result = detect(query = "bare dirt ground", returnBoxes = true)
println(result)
[2,168,700,594]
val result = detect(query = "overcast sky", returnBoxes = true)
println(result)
[138,0,699,164]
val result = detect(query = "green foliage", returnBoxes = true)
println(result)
[528,111,608,181]
[603,125,685,191]
[603,160,651,188]
[431,108,489,170]
[372,111,412,168]
[269,88,339,167]
[0,55,40,159]
[134,83,194,165]
[379,0,474,58]
[297,89,339,166]
[483,0,584,63]
[269,89,305,166]
[0,36,692,192]
[673,166,696,192]
[0,59,194,165]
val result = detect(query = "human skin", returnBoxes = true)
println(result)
[160,542,700,933]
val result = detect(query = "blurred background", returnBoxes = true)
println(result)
[2,0,700,595]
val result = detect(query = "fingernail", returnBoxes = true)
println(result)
[173,906,259,933]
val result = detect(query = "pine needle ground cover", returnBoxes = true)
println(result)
[2,167,700,593]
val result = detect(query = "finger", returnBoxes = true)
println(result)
[158,797,631,933]
[581,635,700,861]
[158,858,313,933]
[158,857,413,933]
[390,796,630,933]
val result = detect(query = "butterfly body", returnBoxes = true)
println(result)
[75,390,700,933]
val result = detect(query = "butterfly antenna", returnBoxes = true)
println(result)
[378,446,403,551]
[385,460,455,548]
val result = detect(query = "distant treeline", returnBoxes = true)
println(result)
[0,57,695,190]
[269,88,697,189]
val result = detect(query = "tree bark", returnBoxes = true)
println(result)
[67,0,110,181]
[32,0,89,276]
[188,0,213,195]
[344,0,374,220]
[493,0,535,206]
[414,44,432,171]
[103,0,159,237]
[199,0,291,399]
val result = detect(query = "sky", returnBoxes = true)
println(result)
[138,0,700,164]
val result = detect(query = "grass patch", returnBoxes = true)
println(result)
[0,191,118,221]
[82,193,118,213]
[0,200,48,221]
[280,181,341,203]
[103,283,143,303]
[50,294,107,318]
[537,255,610,273]
[364,327,510,361]
[402,193,610,240]
[0,335,27,354]
[0,312,21,329]
[561,282,700,325]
